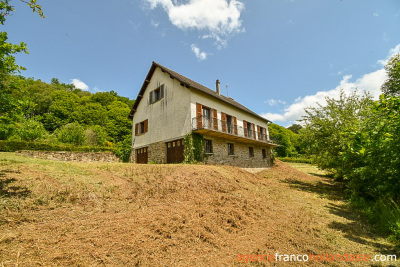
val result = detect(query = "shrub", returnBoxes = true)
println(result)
[55,122,85,145]
[15,119,48,141]
[0,140,113,152]
[113,135,132,163]
[85,125,107,146]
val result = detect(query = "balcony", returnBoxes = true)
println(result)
[192,116,278,147]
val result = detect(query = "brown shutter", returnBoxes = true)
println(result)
[257,125,260,140]
[252,124,256,139]
[264,128,268,140]
[196,103,202,129]
[221,112,226,132]
[243,120,247,137]
[144,119,148,133]
[233,117,238,135]
[213,109,218,130]
[135,123,139,136]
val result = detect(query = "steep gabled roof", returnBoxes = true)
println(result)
[129,62,271,123]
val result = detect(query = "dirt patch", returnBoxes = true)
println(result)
[0,154,397,266]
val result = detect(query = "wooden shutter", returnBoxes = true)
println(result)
[243,120,247,137]
[144,119,148,133]
[196,103,202,129]
[149,91,154,104]
[252,124,256,139]
[265,128,268,140]
[213,109,218,130]
[160,85,164,99]
[233,117,238,135]
[221,112,227,132]
[135,123,139,136]
[257,125,260,140]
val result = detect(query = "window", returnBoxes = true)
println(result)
[226,115,233,134]
[204,139,213,154]
[202,107,211,128]
[247,122,253,138]
[249,147,254,157]
[228,143,235,155]
[259,126,265,141]
[262,149,267,159]
[149,84,164,104]
[135,119,148,136]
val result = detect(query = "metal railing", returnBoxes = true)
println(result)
[192,116,272,143]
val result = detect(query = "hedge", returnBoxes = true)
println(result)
[277,156,313,164]
[0,140,114,153]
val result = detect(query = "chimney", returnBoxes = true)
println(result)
[216,79,221,95]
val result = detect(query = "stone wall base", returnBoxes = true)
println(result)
[203,137,273,168]
[16,151,120,163]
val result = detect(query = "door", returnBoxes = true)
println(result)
[166,139,184,163]
[136,147,148,164]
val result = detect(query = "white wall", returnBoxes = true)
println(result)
[132,67,192,149]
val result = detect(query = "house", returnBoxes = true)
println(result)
[128,62,278,167]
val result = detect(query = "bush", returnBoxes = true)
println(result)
[113,135,132,163]
[85,125,107,146]
[15,119,48,141]
[278,157,313,164]
[55,122,85,145]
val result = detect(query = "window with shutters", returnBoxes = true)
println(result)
[246,122,253,139]
[135,119,148,136]
[262,149,267,159]
[149,84,164,104]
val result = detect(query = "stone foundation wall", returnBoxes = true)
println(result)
[16,151,120,163]
[203,137,273,168]
[148,141,166,163]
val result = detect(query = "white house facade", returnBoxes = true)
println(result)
[129,62,278,167]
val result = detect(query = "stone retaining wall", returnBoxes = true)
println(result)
[16,151,120,163]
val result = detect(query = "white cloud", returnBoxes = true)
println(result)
[265,99,286,106]
[373,12,380,17]
[151,19,159,28]
[259,42,400,126]
[191,44,207,60]
[71,79,89,90]
[377,44,400,66]
[145,0,245,47]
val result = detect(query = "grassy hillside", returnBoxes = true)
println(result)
[0,153,397,266]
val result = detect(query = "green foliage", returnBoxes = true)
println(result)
[269,123,299,157]
[287,124,303,134]
[113,135,132,163]
[55,122,86,146]
[84,125,107,146]
[299,89,373,178]
[381,53,400,96]
[183,133,204,163]
[278,157,312,164]
[14,119,48,141]
[0,140,112,152]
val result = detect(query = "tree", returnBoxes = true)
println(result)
[287,124,303,134]
[269,123,298,157]
[299,90,373,178]
[381,53,400,96]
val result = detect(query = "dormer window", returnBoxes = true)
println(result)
[149,84,164,104]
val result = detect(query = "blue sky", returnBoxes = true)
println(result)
[3,0,400,126]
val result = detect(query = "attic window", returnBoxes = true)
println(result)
[149,85,164,104]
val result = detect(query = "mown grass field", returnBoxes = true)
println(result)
[0,153,398,266]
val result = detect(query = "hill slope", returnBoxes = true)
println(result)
[0,153,397,266]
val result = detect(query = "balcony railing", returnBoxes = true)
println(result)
[192,116,273,144]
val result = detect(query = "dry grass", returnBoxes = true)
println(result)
[0,153,398,266]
